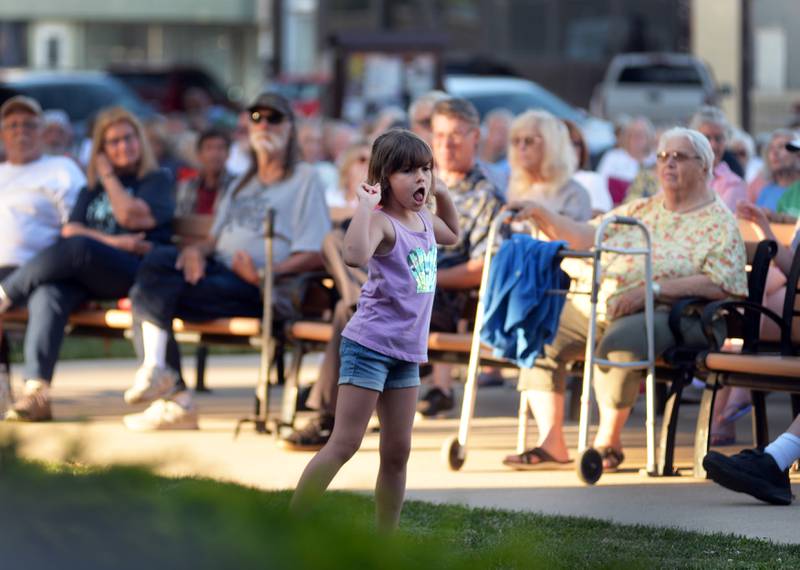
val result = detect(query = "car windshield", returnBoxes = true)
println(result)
[618,65,703,85]
[8,79,152,123]
[458,88,581,122]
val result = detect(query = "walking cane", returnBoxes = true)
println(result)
[234,208,275,437]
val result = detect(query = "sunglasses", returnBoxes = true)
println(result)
[656,151,701,163]
[250,110,286,125]
[510,135,542,148]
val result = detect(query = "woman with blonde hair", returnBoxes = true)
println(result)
[507,110,591,221]
[0,106,175,423]
[326,139,371,211]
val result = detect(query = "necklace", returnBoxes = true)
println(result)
[666,194,716,215]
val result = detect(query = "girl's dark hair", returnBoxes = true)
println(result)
[368,128,434,205]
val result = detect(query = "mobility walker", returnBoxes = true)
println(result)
[442,211,657,485]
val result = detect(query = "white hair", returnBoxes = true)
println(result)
[507,109,576,199]
[658,127,715,184]
[408,90,449,119]
[689,105,730,139]
[728,127,755,160]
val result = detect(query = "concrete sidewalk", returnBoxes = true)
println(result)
[4,354,798,544]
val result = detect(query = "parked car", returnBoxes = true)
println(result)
[444,74,615,160]
[590,52,730,126]
[0,69,154,136]
[107,65,239,114]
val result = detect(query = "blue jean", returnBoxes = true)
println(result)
[130,246,265,330]
[338,337,420,392]
[130,246,298,379]
[0,237,182,384]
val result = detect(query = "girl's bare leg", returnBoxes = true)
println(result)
[374,386,419,532]
[290,384,379,513]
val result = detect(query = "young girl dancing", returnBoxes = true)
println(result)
[290,128,459,531]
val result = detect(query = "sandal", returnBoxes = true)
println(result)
[502,447,572,471]
[600,447,625,472]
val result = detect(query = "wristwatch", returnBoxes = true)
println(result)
[652,282,662,300]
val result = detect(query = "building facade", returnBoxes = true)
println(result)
[0,0,319,103]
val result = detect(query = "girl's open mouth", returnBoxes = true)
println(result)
[413,188,426,203]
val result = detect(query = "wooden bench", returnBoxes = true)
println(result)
[0,215,282,393]
[692,239,800,477]
[282,234,779,475]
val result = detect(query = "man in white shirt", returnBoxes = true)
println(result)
[0,96,85,278]
[0,95,85,421]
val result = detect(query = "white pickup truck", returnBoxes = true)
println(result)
[590,53,730,126]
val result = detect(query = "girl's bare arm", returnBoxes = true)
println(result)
[343,183,391,267]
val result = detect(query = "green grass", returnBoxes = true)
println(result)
[0,435,797,569]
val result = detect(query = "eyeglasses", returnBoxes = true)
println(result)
[2,119,39,132]
[433,128,474,145]
[250,110,286,125]
[510,135,543,148]
[414,116,432,130]
[656,151,701,163]
[104,133,137,147]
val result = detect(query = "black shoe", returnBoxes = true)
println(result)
[703,449,793,505]
[416,387,454,417]
[295,385,313,412]
[280,415,334,451]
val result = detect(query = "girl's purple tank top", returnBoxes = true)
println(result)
[342,210,437,363]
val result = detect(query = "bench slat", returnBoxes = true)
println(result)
[704,352,800,377]
[2,309,261,338]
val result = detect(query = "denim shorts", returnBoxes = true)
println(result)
[338,337,421,392]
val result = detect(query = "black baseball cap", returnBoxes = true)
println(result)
[247,92,294,120]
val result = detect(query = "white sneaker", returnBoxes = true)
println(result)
[124,366,178,405]
[123,399,199,431]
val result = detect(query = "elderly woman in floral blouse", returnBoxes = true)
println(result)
[502,127,748,471]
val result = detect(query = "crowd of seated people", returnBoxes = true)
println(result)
[2,79,800,507]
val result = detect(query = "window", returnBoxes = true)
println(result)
[0,22,27,67]
[618,64,702,85]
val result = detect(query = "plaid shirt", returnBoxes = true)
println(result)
[437,164,504,269]
[175,170,235,216]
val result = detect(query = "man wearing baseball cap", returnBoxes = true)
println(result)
[0,95,85,419]
[121,91,330,430]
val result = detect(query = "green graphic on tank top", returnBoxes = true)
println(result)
[407,245,437,293]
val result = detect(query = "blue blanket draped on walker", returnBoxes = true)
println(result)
[480,234,570,367]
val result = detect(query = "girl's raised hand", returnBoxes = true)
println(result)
[356,181,382,209]
[433,176,448,197]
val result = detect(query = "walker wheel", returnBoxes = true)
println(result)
[442,436,466,471]
[577,448,603,485]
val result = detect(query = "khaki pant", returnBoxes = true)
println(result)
[517,300,720,409]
